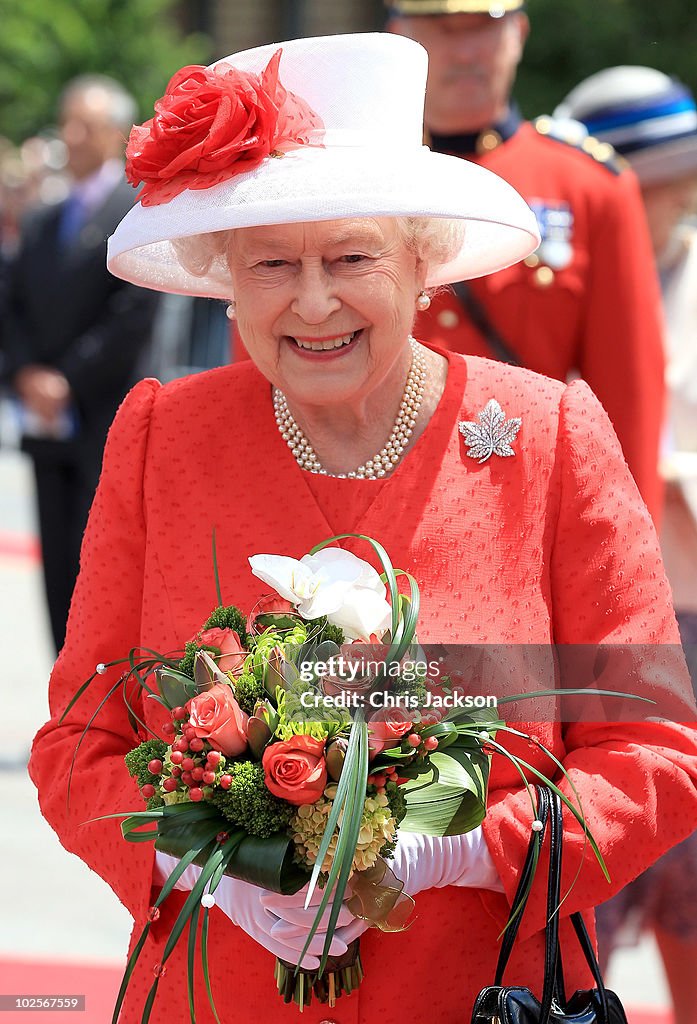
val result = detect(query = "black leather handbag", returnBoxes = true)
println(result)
[471,785,629,1024]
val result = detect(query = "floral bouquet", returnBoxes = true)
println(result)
[64,534,618,1023]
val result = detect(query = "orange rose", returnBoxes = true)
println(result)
[187,683,248,756]
[262,735,327,806]
[368,707,414,758]
[197,627,245,674]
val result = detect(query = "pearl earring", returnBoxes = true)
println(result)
[226,301,236,320]
[416,290,431,312]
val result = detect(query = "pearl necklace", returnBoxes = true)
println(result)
[273,337,427,479]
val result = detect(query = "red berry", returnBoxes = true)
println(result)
[367,774,377,786]
[171,766,181,778]
[141,784,156,799]
[181,771,194,786]
[147,759,163,775]
[181,757,195,772]
[172,738,188,753]
[407,733,421,748]
[203,771,216,785]
[183,726,196,740]
[161,722,175,737]
[162,777,178,792]
[385,765,397,775]
[189,737,204,752]
[170,750,184,765]
[206,751,222,767]
[219,774,233,790]
[192,767,204,781]
[424,736,439,751]
[189,787,204,802]
[172,706,188,721]
[396,776,409,785]
[374,774,387,788]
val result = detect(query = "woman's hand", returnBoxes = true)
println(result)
[154,852,350,968]
[259,884,357,953]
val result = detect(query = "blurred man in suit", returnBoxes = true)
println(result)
[2,75,158,651]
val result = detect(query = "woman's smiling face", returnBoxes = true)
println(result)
[226,217,425,408]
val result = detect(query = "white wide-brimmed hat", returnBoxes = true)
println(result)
[107,33,539,298]
[555,66,697,186]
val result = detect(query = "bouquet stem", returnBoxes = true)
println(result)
[275,940,363,1010]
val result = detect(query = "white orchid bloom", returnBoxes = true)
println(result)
[248,548,392,640]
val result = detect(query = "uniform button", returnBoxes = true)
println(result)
[476,129,502,154]
[534,266,555,287]
[437,309,460,329]
[524,253,540,268]
[594,142,614,162]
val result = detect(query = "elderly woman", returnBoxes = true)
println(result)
[29,34,697,1024]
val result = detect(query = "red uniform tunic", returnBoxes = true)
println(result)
[29,352,697,1023]
[420,118,666,524]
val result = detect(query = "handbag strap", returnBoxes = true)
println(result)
[494,785,612,1024]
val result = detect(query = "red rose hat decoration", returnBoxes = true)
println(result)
[126,48,324,206]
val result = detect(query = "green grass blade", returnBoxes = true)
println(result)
[200,908,222,1024]
[66,674,128,808]
[187,900,201,1023]
[110,921,152,1024]
[297,713,369,972]
[495,688,654,706]
[212,527,223,607]
[317,717,369,974]
[304,705,365,904]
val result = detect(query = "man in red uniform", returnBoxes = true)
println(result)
[387,0,665,522]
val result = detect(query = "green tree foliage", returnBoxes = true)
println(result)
[0,0,209,143]
[518,0,697,117]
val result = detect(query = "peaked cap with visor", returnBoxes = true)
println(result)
[108,33,539,299]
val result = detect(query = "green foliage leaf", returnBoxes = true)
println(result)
[400,747,489,836]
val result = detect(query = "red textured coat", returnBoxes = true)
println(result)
[419,121,666,524]
[30,352,697,1024]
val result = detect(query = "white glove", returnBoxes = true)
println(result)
[259,885,356,951]
[154,851,349,969]
[385,825,505,896]
[331,826,504,948]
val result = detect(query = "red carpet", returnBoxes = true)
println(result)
[0,531,40,562]
[0,959,123,1024]
[0,957,674,1023]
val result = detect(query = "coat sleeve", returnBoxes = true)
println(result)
[28,377,161,923]
[481,378,697,938]
[577,169,666,525]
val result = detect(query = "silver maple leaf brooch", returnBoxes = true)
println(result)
[458,399,522,463]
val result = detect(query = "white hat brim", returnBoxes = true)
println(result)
[108,146,540,298]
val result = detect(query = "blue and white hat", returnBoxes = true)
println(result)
[554,66,697,185]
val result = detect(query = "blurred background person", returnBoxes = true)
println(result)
[0,74,159,652]
[386,0,666,524]
[557,65,697,1024]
